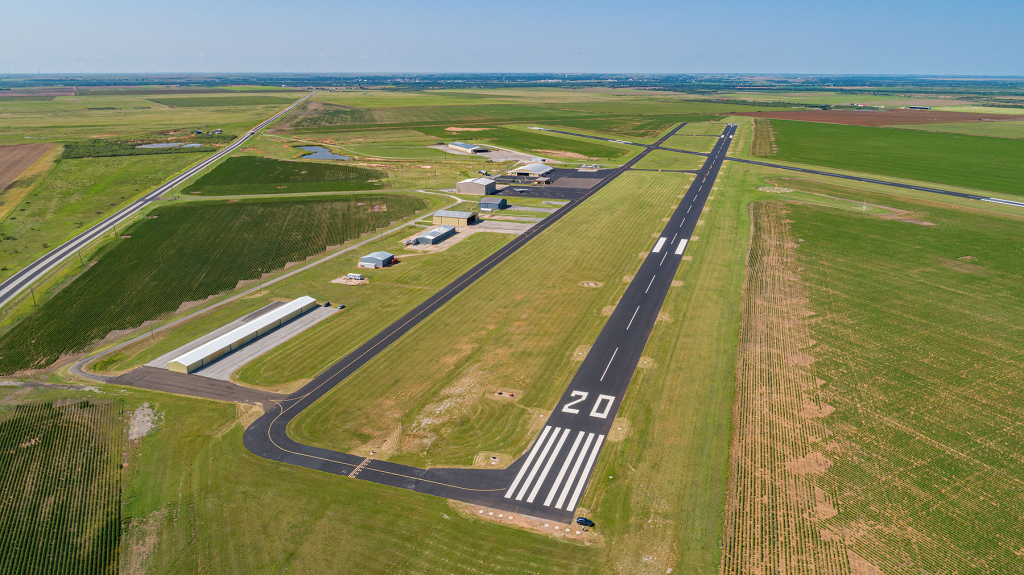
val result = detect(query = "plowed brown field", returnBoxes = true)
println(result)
[720,201,853,574]
[732,109,1024,126]
[0,143,52,192]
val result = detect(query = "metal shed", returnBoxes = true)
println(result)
[448,141,487,154]
[479,197,507,211]
[507,162,554,177]
[359,251,396,269]
[455,177,497,195]
[414,225,457,245]
[432,210,478,227]
[168,296,318,374]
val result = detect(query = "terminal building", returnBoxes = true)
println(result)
[168,296,318,374]
[414,225,457,245]
[448,141,487,154]
[479,196,507,211]
[359,251,397,269]
[455,177,496,195]
[432,209,478,227]
[507,162,554,178]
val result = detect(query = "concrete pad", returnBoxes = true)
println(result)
[194,307,338,381]
[109,366,286,405]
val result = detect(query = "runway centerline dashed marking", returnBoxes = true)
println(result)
[660,252,668,265]
[600,348,619,381]
[626,305,641,330]
[646,275,657,293]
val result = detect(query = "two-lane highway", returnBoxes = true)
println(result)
[0,91,315,310]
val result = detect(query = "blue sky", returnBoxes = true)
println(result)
[1,0,1021,75]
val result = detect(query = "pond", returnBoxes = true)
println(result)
[299,146,349,160]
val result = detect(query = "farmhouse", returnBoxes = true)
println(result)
[479,196,507,211]
[168,296,318,374]
[455,177,496,195]
[359,251,397,269]
[507,162,554,178]
[432,209,478,227]
[448,141,487,154]
[414,225,457,245]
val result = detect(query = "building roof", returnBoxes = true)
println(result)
[458,177,495,185]
[365,251,395,260]
[418,225,456,240]
[449,141,483,151]
[479,196,504,204]
[434,209,476,219]
[170,296,316,368]
[515,162,554,175]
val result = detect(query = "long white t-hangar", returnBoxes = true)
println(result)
[168,296,318,374]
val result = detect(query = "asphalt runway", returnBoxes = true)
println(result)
[0,93,315,311]
[243,122,736,522]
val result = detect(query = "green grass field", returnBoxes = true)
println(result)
[146,96,298,108]
[782,185,1024,573]
[892,120,1024,139]
[182,156,387,195]
[0,400,123,574]
[661,134,719,153]
[770,119,1024,196]
[413,125,632,160]
[632,149,705,171]
[0,196,427,374]
[0,153,201,285]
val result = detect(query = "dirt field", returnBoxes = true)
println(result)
[720,201,853,574]
[0,143,52,192]
[732,109,1024,126]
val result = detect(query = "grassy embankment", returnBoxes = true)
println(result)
[769,119,1024,196]
[0,196,428,375]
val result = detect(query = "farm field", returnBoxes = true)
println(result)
[0,144,61,221]
[146,96,299,108]
[721,177,1024,573]
[0,143,52,193]
[0,398,124,575]
[182,156,388,195]
[892,120,1024,139]
[289,171,695,466]
[769,119,1024,196]
[0,195,429,375]
[631,149,705,171]
[0,153,201,286]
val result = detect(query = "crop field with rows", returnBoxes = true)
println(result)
[0,400,124,575]
[145,96,298,108]
[182,156,387,195]
[726,183,1024,573]
[0,195,427,373]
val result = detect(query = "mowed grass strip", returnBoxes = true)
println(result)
[289,171,692,466]
[413,125,631,159]
[770,119,1024,196]
[632,149,705,171]
[0,195,427,374]
[146,96,298,107]
[182,156,387,195]
[787,192,1024,573]
[0,400,124,575]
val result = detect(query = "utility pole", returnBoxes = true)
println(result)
[29,287,36,306]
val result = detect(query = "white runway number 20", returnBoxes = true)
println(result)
[561,391,616,419]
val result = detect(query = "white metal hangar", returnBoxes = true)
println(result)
[448,141,487,154]
[168,296,318,374]
[432,209,478,227]
[414,225,457,245]
[479,196,507,211]
[507,162,554,177]
[359,251,397,269]
[455,177,496,195]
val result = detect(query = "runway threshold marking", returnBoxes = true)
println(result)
[675,239,689,255]
[652,237,667,253]
[600,348,619,381]
[626,306,641,330]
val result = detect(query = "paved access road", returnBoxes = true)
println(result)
[243,123,735,522]
[0,92,315,311]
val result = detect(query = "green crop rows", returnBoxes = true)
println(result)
[769,119,1024,196]
[0,401,124,575]
[182,156,387,195]
[61,140,216,159]
[0,196,427,373]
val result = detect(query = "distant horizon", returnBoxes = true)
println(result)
[3,73,1024,79]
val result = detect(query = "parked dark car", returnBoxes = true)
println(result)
[337,304,345,309]
[323,302,331,307]
[576,517,595,527]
